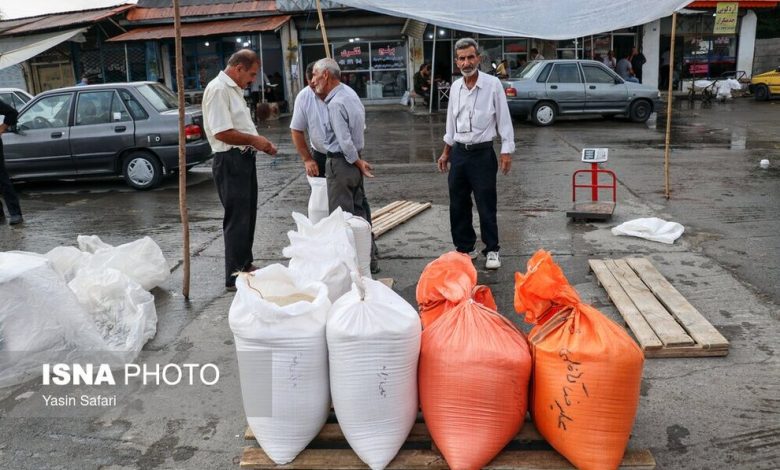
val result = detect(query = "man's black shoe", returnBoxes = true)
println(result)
[370,259,380,275]
[9,215,23,225]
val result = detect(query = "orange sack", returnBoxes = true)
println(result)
[417,252,531,470]
[514,250,644,470]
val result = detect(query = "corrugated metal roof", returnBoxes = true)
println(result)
[0,5,134,36]
[136,0,258,6]
[107,15,291,41]
[127,1,277,21]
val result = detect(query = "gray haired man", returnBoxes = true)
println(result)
[310,58,379,273]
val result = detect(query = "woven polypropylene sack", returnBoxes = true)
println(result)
[418,275,531,470]
[327,277,421,469]
[229,265,331,465]
[514,250,644,470]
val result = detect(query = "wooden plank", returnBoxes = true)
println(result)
[240,448,655,469]
[372,203,424,231]
[377,278,395,289]
[604,259,694,347]
[567,201,615,221]
[373,203,431,238]
[371,200,407,220]
[644,344,729,358]
[245,421,543,445]
[625,258,729,350]
[589,260,663,350]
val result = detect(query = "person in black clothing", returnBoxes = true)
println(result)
[0,98,22,225]
[413,63,436,109]
[630,47,647,84]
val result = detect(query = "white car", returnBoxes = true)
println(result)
[0,88,34,111]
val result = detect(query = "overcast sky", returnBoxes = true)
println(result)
[0,0,137,20]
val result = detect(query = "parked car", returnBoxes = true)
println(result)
[0,88,34,111]
[501,60,662,126]
[749,66,780,101]
[3,82,212,190]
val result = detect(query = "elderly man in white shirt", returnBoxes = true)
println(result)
[202,49,277,291]
[290,61,329,177]
[437,37,514,270]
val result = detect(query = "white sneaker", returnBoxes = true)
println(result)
[468,249,480,260]
[485,251,501,269]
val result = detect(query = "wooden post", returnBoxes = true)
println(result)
[173,0,190,299]
[663,12,677,200]
[429,25,437,114]
[315,0,331,58]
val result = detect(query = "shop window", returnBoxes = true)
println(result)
[334,41,370,71]
[342,71,370,98]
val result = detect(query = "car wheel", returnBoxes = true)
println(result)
[629,100,652,122]
[123,152,162,190]
[754,84,769,101]
[531,101,556,126]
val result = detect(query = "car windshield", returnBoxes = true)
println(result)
[509,61,543,79]
[136,83,178,112]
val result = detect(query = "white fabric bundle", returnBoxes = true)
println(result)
[229,264,331,465]
[307,176,330,224]
[344,213,373,279]
[611,217,684,244]
[283,209,361,302]
[327,276,421,470]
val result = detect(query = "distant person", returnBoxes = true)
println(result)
[437,38,514,270]
[659,49,671,89]
[0,98,22,225]
[603,50,617,70]
[495,59,509,79]
[202,49,278,291]
[413,63,435,108]
[617,53,639,83]
[76,75,88,86]
[530,48,545,61]
[630,47,647,83]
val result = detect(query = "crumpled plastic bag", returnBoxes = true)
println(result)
[76,235,169,290]
[611,217,684,244]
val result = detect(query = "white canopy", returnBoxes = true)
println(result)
[0,28,87,70]
[335,0,693,39]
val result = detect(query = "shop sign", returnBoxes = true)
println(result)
[713,2,738,35]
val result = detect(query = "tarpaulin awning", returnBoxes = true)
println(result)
[333,0,695,39]
[0,27,87,70]
[107,14,291,41]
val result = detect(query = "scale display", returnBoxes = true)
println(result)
[581,148,609,163]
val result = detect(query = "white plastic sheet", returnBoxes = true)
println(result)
[335,1,694,40]
[230,265,331,465]
[327,277,421,470]
[611,217,684,244]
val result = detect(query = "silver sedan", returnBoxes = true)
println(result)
[502,60,662,126]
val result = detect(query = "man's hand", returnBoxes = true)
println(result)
[355,159,374,178]
[0,124,7,135]
[437,154,450,173]
[253,136,277,156]
[304,159,319,177]
[500,153,512,175]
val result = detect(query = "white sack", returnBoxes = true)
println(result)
[611,217,684,244]
[0,253,123,387]
[327,277,421,470]
[76,235,169,290]
[345,214,373,279]
[229,265,331,465]
[307,176,329,224]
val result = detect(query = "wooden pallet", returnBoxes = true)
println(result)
[240,414,655,469]
[589,257,729,358]
[371,200,432,238]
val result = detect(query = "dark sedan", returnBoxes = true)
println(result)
[502,60,662,126]
[3,82,212,190]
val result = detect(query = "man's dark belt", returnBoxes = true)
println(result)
[312,149,327,158]
[326,151,345,159]
[454,141,494,151]
[216,147,255,156]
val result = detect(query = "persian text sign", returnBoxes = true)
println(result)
[714,2,738,35]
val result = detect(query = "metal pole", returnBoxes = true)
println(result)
[315,0,331,58]
[259,33,265,103]
[172,0,190,298]
[429,25,437,114]
[663,12,678,200]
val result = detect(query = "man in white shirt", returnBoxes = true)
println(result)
[437,38,514,270]
[530,48,545,61]
[290,62,328,177]
[202,49,278,291]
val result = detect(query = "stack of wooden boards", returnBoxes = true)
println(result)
[589,257,729,358]
[240,414,656,469]
[371,201,431,238]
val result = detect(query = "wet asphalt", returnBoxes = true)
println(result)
[0,97,778,469]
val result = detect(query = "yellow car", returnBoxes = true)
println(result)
[750,66,780,101]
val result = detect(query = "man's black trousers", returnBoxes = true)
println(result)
[213,148,258,287]
[448,144,499,255]
[0,140,22,217]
